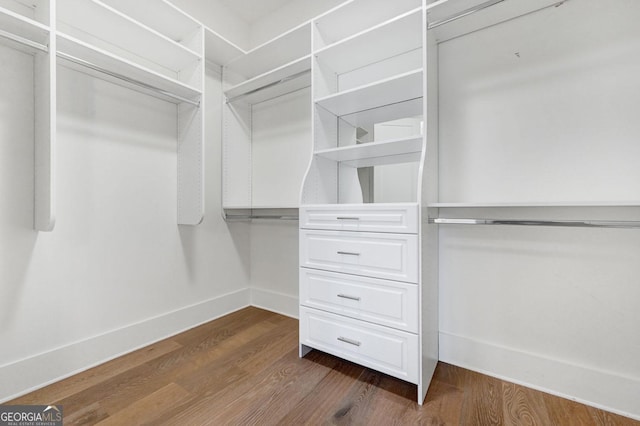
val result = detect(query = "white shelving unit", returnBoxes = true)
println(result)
[0,0,56,231]
[56,0,205,225]
[222,22,313,214]
[299,0,437,405]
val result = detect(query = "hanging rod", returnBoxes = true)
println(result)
[0,29,48,53]
[226,69,311,103]
[224,214,299,221]
[57,52,201,107]
[429,218,640,229]
[427,0,506,29]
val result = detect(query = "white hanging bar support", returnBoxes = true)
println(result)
[57,52,201,107]
[0,28,48,53]
[429,218,640,229]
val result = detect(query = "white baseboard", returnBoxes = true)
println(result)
[439,331,640,421]
[250,288,298,319]
[0,288,251,403]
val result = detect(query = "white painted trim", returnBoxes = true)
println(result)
[250,288,298,319]
[439,331,640,421]
[0,288,251,403]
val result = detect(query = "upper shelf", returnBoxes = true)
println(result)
[315,8,423,75]
[57,32,202,104]
[0,5,50,52]
[225,55,310,104]
[99,0,201,47]
[315,136,423,168]
[314,0,421,49]
[58,0,202,75]
[205,27,244,66]
[315,68,423,117]
[224,22,311,81]
[426,0,564,43]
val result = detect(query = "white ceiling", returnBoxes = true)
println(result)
[218,0,293,24]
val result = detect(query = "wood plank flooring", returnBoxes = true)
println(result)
[9,307,639,425]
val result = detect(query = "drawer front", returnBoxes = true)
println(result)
[300,269,418,333]
[300,204,418,233]
[300,307,419,383]
[300,230,419,283]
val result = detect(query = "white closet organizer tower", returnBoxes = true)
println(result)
[222,23,312,219]
[0,0,56,231]
[298,0,438,404]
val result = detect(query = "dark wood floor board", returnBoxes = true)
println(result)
[9,308,640,425]
[94,382,191,426]
[402,378,464,425]
[277,356,369,425]
[542,392,599,426]
[460,369,505,425]
[502,382,553,426]
[10,339,182,406]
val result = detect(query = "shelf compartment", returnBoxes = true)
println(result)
[99,0,201,46]
[225,55,311,104]
[224,21,311,80]
[315,136,422,166]
[426,0,563,43]
[57,32,201,104]
[316,69,422,117]
[205,27,244,66]
[315,8,422,75]
[313,0,421,49]
[58,0,201,74]
[0,5,49,52]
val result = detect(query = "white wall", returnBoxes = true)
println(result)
[0,45,251,401]
[436,0,640,419]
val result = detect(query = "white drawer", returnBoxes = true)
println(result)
[300,204,418,233]
[300,307,419,383]
[300,269,418,333]
[300,229,419,283]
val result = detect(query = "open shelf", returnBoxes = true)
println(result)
[0,5,49,52]
[224,22,311,80]
[225,55,311,104]
[426,0,563,43]
[99,0,201,46]
[57,32,202,104]
[314,0,421,49]
[315,8,422,75]
[315,136,422,166]
[58,0,201,74]
[315,69,422,117]
[429,201,640,208]
[205,27,244,66]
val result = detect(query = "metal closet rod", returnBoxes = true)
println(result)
[427,0,506,29]
[226,69,311,103]
[57,52,201,107]
[0,29,48,53]
[429,218,640,229]
[224,214,299,221]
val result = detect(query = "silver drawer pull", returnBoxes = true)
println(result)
[337,294,361,301]
[337,251,360,256]
[337,336,361,347]
[337,217,360,220]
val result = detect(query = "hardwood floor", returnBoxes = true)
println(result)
[10,307,639,425]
